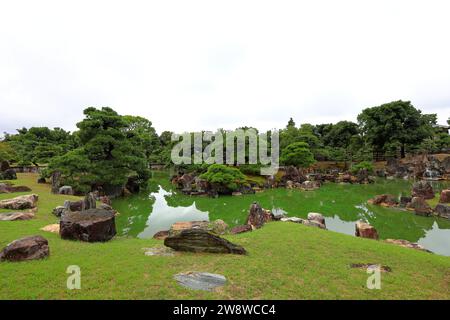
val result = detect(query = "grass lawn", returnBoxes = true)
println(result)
[0,173,449,299]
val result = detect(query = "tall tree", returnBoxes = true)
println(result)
[357,100,435,158]
[48,107,150,193]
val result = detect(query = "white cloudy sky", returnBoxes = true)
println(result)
[1,0,449,134]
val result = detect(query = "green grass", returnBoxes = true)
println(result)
[0,173,449,299]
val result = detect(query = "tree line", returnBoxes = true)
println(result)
[0,100,448,193]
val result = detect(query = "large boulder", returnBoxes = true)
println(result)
[164,229,246,254]
[434,204,450,219]
[411,181,434,200]
[406,197,432,216]
[60,209,116,242]
[439,189,450,203]
[0,236,49,262]
[0,194,38,210]
[355,221,379,240]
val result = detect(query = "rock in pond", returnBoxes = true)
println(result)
[174,272,226,291]
[0,235,49,262]
[412,181,434,200]
[0,194,38,210]
[367,194,398,207]
[164,229,246,255]
[434,204,450,219]
[439,189,450,203]
[355,221,379,240]
[60,208,116,242]
[406,197,433,216]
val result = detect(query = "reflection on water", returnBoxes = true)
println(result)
[113,171,450,256]
[119,186,208,238]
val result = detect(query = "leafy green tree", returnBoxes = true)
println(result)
[280,142,315,169]
[199,164,247,193]
[357,100,435,158]
[0,141,16,163]
[48,107,150,193]
[8,127,75,165]
[123,115,160,160]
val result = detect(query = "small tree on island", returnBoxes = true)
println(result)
[280,142,315,170]
[199,164,247,194]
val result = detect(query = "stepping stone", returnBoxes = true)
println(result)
[142,246,174,257]
[174,272,226,291]
[41,224,60,233]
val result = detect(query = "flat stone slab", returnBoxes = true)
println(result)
[41,224,60,233]
[350,263,392,272]
[174,272,226,291]
[0,211,34,221]
[142,246,175,257]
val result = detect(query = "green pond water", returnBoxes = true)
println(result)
[113,171,450,256]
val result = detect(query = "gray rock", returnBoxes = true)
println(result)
[58,186,74,195]
[52,206,67,217]
[174,272,226,291]
[434,204,450,219]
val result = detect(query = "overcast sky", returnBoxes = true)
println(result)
[1,0,449,135]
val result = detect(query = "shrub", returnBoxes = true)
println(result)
[351,161,374,174]
[200,164,247,193]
